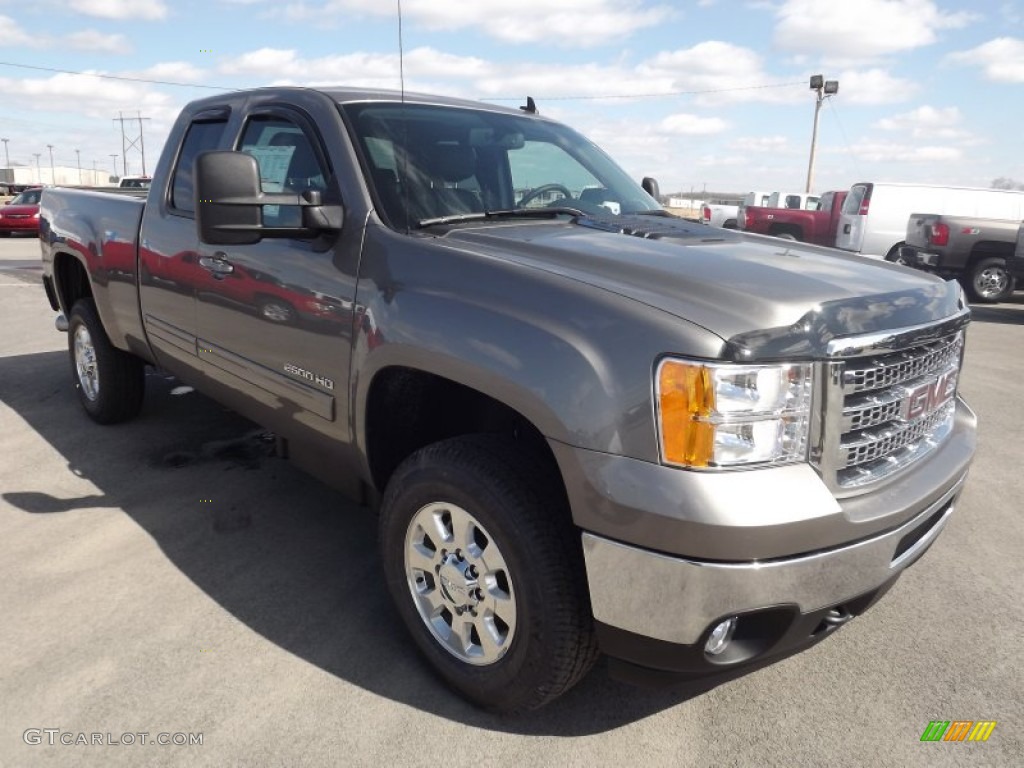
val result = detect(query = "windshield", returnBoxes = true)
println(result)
[10,189,42,205]
[339,102,662,229]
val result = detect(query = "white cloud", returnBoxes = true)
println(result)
[658,113,729,135]
[948,37,1024,82]
[732,135,792,153]
[639,41,803,106]
[1,14,42,47]
[847,140,962,163]
[774,0,974,60]
[278,0,671,47]
[66,30,131,53]
[875,105,973,140]
[833,68,919,104]
[130,62,208,84]
[69,0,168,20]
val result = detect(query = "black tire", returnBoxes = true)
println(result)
[0,231,10,238]
[884,243,907,264]
[967,257,1015,303]
[257,298,296,324]
[379,435,598,713]
[68,299,145,424]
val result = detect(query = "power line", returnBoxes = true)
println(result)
[0,60,237,91]
[825,96,862,179]
[482,80,806,102]
[1,60,805,102]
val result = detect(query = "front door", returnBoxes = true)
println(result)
[195,110,358,441]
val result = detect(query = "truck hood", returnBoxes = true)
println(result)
[441,216,964,359]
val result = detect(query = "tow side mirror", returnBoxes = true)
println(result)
[641,176,660,201]
[194,150,343,246]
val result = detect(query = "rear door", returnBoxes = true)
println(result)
[835,183,870,251]
[138,110,230,377]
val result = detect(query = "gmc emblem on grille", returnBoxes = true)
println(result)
[901,369,957,421]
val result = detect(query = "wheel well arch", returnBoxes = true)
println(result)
[364,366,563,497]
[52,250,92,313]
[769,223,802,240]
[967,240,1014,267]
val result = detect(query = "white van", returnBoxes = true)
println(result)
[835,182,1024,259]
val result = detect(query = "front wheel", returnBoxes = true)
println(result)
[68,299,145,424]
[379,435,598,713]
[967,257,1015,303]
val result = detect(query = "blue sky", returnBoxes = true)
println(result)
[1,0,1023,194]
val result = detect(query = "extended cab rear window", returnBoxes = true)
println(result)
[171,118,229,214]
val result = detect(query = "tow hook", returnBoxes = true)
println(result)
[55,314,68,332]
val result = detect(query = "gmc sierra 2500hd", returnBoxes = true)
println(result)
[40,87,976,713]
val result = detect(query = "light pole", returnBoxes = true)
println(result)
[34,153,42,184]
[1,138,9,170]
[47,144,55,185]
[805,74,839,194]
[75,149,81,185]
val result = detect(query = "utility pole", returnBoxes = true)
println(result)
[805,75,839,194]
[114,111,151,177]
[1,138,9,170]
[75,149,82,185]
[34,153,42,184]
[110,154,118,180]
[47,144,55,185]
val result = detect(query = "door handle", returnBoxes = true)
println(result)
[198,253,234,278]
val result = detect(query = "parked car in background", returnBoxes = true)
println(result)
[118,176,152,189]
[767,191,820,211]
[835,182,1024,261]
[701,198,741,228]
[901,213,1020,302]
[0,187,42,237]
[739,190,846,246]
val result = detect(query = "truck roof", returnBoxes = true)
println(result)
[182,86,543,120]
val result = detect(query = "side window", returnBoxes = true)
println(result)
[238,116,327,194]
[171,119,228,213]
[239,116,328,228]
[784,195,801,209]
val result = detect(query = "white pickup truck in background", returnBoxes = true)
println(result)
[701,199,741,228]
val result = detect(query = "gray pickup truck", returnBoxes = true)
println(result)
[39,86,976,713]
[902,212,1019,302]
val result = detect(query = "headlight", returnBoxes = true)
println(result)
[655,359,813,468]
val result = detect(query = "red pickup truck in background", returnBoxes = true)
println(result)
[739,190,847,247]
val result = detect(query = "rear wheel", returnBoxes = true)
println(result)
[379,435,598,713]
[968,257,1015,303]
[68,299,145,424]
[885,243,907,264]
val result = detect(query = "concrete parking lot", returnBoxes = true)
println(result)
[1,234,1021,767]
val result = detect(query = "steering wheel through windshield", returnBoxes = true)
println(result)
[517,183,574,208]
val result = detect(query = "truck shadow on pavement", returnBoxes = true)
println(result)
[0,350,708,735]
[967,295,1024,325]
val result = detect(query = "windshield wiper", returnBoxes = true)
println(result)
[416,206,586,228]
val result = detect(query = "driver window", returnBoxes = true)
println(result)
[508,140,600,209]
[239,116,327,227]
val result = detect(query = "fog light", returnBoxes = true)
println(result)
[705,617,738,656]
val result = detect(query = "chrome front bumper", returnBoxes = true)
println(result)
[583,472,965,646]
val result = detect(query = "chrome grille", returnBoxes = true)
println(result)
[842,333,963,393]
[829,329,964,490]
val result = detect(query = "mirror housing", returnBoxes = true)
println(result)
[641,176,660,201]
[194,150,343,245]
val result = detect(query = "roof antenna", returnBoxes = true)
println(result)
[397,0,411,232]
[520,96,538,115]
